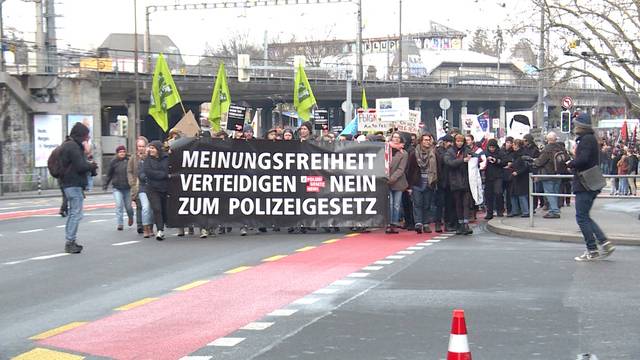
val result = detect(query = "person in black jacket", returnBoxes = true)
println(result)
[501,137,515,215]
[483,138,505,220]
[59,122,98,254]
[568,114,615,261]
[444,134,473,235]
[433,135,454,232]
[143,140,169,241]
[104,145,134,231]
[508,139,531,217]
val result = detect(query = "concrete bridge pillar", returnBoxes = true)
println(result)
[461,101,468,117]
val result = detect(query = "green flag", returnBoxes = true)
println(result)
[361,88,368,110]
[148,54,182,132]
[209,62,231,132]
[293,64,317,121]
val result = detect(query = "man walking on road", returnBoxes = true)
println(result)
[60,122,98,254]
[568,114,615,261]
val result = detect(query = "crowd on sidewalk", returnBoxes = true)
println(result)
[53,112,630,261]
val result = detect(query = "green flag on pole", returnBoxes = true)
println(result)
[361,88,368,110]
[293,64,317,121]
[209,62,231,132]
[148,54,182,132]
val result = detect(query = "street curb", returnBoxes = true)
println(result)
[486,218,640,246]
[0,191,111,201]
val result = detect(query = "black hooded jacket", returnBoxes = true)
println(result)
[568,128,600,193]
[59,123,95,189]
[143,140,169,192]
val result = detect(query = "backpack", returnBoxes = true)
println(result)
[553,150,571,175]
[47,142,68,178]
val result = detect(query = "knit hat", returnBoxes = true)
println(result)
[243,124,254,133]
[487,138,499,148]
[440,134,454,143]
[115,145,126,153]
[282,128,295,137]
[573,112,592,129]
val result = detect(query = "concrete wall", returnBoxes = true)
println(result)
[0,86,35,191]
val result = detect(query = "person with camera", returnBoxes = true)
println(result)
[59,122,98,254]
[507,139,531,218]
[444,134,473,235]
[484,138,505,220]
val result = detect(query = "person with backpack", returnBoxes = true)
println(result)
[534,132,568,219]
[103,145,134,231]
[54,122,98,254]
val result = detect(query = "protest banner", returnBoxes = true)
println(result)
[506,111,533,139]
[167,138,389,228]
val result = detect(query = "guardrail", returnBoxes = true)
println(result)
[0,173,44,196]
[527,173,639,227]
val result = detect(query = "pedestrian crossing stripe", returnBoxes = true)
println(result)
[13,348,85,360]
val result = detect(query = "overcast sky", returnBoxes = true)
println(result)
[4,0,528,58]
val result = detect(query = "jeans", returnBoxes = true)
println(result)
[618,177,629,195]
[510,195,529,216]
[484,179,503,216]
[389,190,403,225]
[542,179,561,215]
[64,187,84,243]
[138,192,153,226]
[113,189,134,226]
[575,191,607,251]
[411,185,434,226]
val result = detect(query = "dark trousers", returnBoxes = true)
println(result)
[433,188,445,224]
[402,191,414,229]
[445,189,457,226]
[411,186,434,225]
[502,180,512,214]
[575,191,607,251]
[484,179,503,216]
[148,190,167,231]
[134,196,143,227]
[452,190,472,222]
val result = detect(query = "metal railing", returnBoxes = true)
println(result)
[527,173,639,227]
[0,172,43,196]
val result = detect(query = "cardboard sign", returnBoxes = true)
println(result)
[173,111,201,137]
[357,110,387,133]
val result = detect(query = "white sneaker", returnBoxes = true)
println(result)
[200,229,209,238]
[574,250,599,261]
[240,226,248,236]
[156,230,165,241]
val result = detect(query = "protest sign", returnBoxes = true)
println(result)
[167,139,389,228]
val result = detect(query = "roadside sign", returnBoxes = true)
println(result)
[561,96,573,109]
[439,98,451,110]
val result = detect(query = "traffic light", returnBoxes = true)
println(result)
[569,39,581,49]
[560,110,571,133]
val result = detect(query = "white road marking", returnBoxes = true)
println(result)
[407,246,424,250]
[267,309,298,316]
[386,255,405,259]
[3,260,29,265]
[56,225,66,228]
[331,279,356,286]
[313,288,339,294]
[240,322,274,330]
[90,219,108,223]
[374,260,394,265]
[397,250,415,255]
[18,229,44,234]
[427,239,441,243]
[112,241,140,246]
[208,337,245,347]
[292,297,320,305]
[362,266,383,271]
[347,272,370,278]
[31,253,69,260]
[433,236,449,240]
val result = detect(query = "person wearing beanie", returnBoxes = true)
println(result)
[282,128,295,141]
[484,138,506,219]
[243,124,255,141]
[298,121,314,141]
[568,112,615,261]
[59,122,98,254]
[104,144,134,231]
[143,140,170,241]
[435,133,456,232]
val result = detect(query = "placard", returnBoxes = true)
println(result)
[226,104,248,132]
[34,114,63,167]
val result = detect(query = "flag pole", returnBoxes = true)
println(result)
[179,101,187,115]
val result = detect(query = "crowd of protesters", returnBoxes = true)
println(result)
[58,113,636,260]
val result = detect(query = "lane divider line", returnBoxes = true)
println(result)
[173,280,211,291]
[115,297,159,311]
[29,322,88,340]
[208,337,246,347]
[417,242,433,246]
[224,266,252,274]
[292,297,319,305]
[426,239,441,243]
[90,219,108,223]
[112,241,140,246]
[18,229,44,234]
[267,309,298,317]
[261,255,287,262]
[56,225,66,228]
[322,239,341,243]
[295,246,316,252]
[240,322,274,330]
[31,253,70,260]
[386,255,405,259]
[374,260,394,265]
[407,246,424,250]
[362,265,383,271]
[12,347,85,360]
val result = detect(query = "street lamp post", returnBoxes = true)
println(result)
[398,0,402,96]
[536,6,545,129]
[134,0,141,142]
[0,0,5,73]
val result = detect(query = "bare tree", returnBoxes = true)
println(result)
[539,0,640,113]
[199,32,264,71]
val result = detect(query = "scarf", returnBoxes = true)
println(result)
[415,145,438,186]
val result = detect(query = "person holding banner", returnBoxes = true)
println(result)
[407,133,438,234]
[444,134,474,235]
[298,121,315,141]
[386,132,409,234]
[143,141,170,241]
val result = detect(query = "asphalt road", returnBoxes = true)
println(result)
[1,198,638,359]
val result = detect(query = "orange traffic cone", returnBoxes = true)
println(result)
[447,309,472,360]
